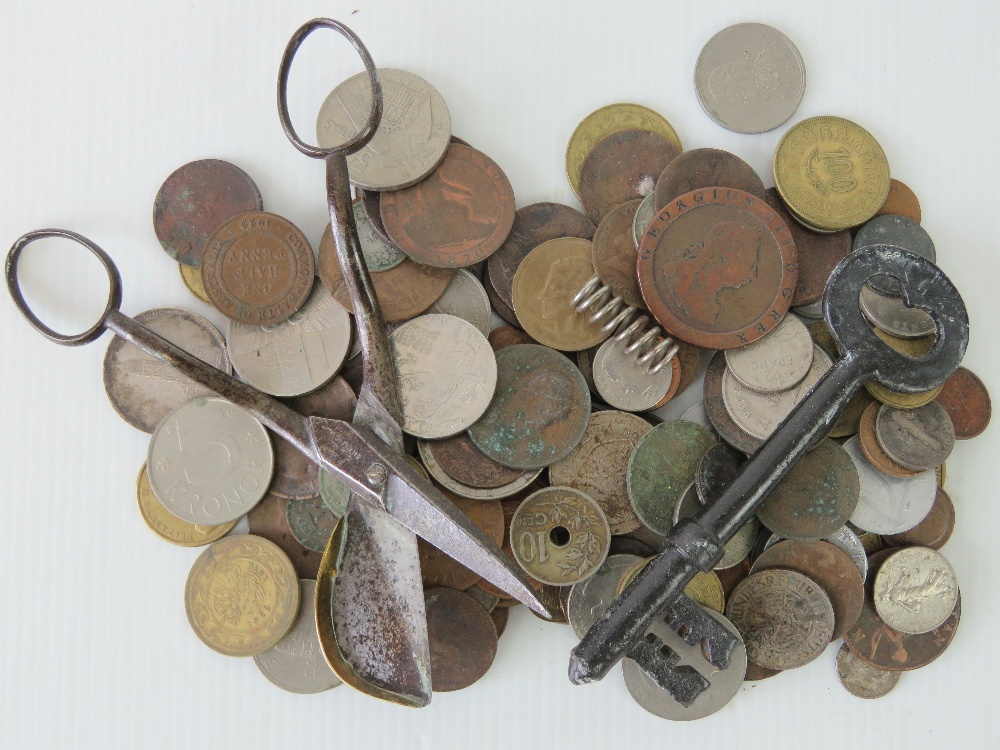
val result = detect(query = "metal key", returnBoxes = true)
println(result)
[569,245,969,690]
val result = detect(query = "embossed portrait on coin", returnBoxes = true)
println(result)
[539,257,589,322]
[398,340,482,420]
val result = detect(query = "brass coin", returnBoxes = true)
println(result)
[773,116,891,231]
[592,199,644,308]
[418,492,503,590]
[247,492,321,580]
[937,462,947,488]
[935,366,992,439]
[857,402,922,477]
[884,487,955,550]
[425,587,498,692]
[184,534,300,657]
[654,147,766,210]
[875,178,921,224]
[565,103,682,199]
[423,432,525,489]
[178,263,212,305]
[136,464,235,547]
[512,237,609,351]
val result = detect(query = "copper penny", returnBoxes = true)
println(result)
[857,402,921,478]
[487,324,537,352]
[418,491,503,590]
[247,491,321,579]
[483,267,521,328]
[486,202,596,314]
[744,662,782,681]
[637,188,798,349]
[425,587,498,692]
[875,178,922,224]
[153,159,262,267]
[934,366,991,439]
[423,432,525,489]
[654,148,766,211]
[379,143,515,268]
[579,129,681,224]
[703,351,759,454]
[592,199,644,308]
[201,211,315,325]
[884,487,955,550]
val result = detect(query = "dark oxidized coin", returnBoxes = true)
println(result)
[482,267,521,328]
[419,492,503,590]
[268,430,321,500]
[286,495,339,553]
[695,442,745,505]
[716,557,752,601]
[592,199,644,308]
[654,148,766,211]
[487,325,537,352]
[425,587,498,691]
[424,432,525,489]
[674,340,711,398]
[934,367,991,439]
[247,491,321,579]
[884,487,955,550]
[704,351,759,454]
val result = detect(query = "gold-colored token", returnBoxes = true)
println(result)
[864,327,941,408]
[565,103,681,199]
[178,262,212,305]
[185,534,300,657]
[136,465,234,547]
[616,558,724,613]
[773,116,890,231]
[856,531,884,556]
[936,462,947,487]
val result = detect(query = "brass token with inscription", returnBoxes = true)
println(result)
[136,465,235,547]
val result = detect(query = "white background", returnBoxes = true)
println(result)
[0,1,996,748]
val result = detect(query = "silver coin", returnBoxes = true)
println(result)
[722,345,832,440]
[254,579,342,694]
[694,23,806,134]
[792,300,824,321]
[316,68,451,191]
[724,313,814,394]
[859,284,936,339]
[425,269,493,337]
[855,216,935,296]
[567,554,645,639]
[873,547,959,634]
[842,436,936,534]
[632,192,657,248]
[875,402,955,471]
[147,396,273,524]
[623,607,747,720]
[416,439,542,500]
[390,314,497,439]
[716,518,759,570]
[592,335,673,412]
[352,200,406,272]
[836,643,900,699]
[227,283,352,397]
[103,308,231,433]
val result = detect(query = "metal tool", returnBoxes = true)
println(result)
[568,246,968,695]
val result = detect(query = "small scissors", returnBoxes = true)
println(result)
[6,17,550,709]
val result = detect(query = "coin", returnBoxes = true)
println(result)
[254,579,342,693]
[654,148,767,210]
[464,585,499,614]
[773,116,891,231]
[875,402,955,472]
[318,469,351,520]
[316,68,451,191]
[695,442,744,505]
[490,606,509,638]
[380,143,516,268]
[617,557,726,615]
[632,193,657,248]
[855,215,935,296]
[592,198,644,308]
[425,268,492,337]
[725,313,814,394]
[863,329,941,408]
[184,534,299,657]
[592,333,677,412]
[565,103,682,198]
[673,340,711,398]
[425,587,498,691]
[859,283,936,340]
[103,307,231,433]
[567,554,645,638]
[153,159,263,267]
[136,464,235,547]
[836,643,900,699]
[247,492,321,580]
[179,263,212,305]
[934,367,991,439]
[716,519,760,570]
[694,23,806,134]
[483,266,521,327]
[487,324,537,352]
[873,547,959,634]
[703,351,760,454]
[637,188,798,350]
[842,436,936,534]
[318,209,406,275]
[824,526,870,580]
[285,495,338,554]
[716,557,751,601]
[875,178,921,224]
[510,487,611,586]
[422,432,525,489]
[419,493,503,590]
[579,129,681,224]
[883,487,955,550]
[358,189,394,245]
[417,440,543,501]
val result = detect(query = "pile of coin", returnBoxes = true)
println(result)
[94,20,989,715]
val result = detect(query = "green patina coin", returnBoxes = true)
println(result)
[626,421,716,535]
[286,494,340,553]
[319,468,352,518]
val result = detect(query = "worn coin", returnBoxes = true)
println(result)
[153,159,263,267]
[425,268,492,337]
[592,333,676,412]
[875,402,955,472]
[725,313,813,394]
[358,189,393,245]
[417,440,543,501]
[875,178,921,224]
[184,534,299,657]
[842,436,936,534]
[704,351,760,454]
[266,430,322,500]
[859,284,936,340]
[637,188,798,350]
[716,519,760,570]
[136,464,235,547]
[592,198,644,308]
[248,491,321,580]
[696,442,744,504]
[616,559,725,615]
[318,469,351,520]
[316,68,451,191]
[855,215,935,296]
[934,367,991,439]
[285,495,338,554]
[632,193,657,248]
[694,23,806,134]
[716,557,752,601]
[487,324,537,352]
[873,546,959,634]
[419,493,503,590]
[654,148,767,210]
[425,587,498,692]
[836,642,900,699]
[567,554,645,638]
[884,487,955,550]
[319,206,406,274]
[179,263,212,305]
[103,308,231,433]
[483,267,521,327]
[422,432,525,490]
[489,606,510,638]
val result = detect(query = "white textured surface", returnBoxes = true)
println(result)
[0,1,996,748]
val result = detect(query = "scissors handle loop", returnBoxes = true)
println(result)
[277,18,382,159]
[6,228,123,346]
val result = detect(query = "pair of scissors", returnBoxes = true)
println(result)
[6,17,551,709]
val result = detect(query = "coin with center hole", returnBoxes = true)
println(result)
[425,587,498,692]
[836,643,900,699]
[934,367,991,439]
[725,313,814,394]
[654,148,766,210]
[873,546,959,634]
[876,402,955,471]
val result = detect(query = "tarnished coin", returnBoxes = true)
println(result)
[285,495,338,554]
[248,492,321,580]
[425,268,492,337]
[358,189,394,245]
[490,606,509,638]
[694,23,806,134]
[464,585,499,614]
[417,440,543,501]
[725,313,813,394]
[836,643,900,699]
[764,526,870,581]
[855,215,935,296]
[695,443,744,505]
[425,588,498,692]
[549,410,652,535]
[863,329,941,408]
[484,269,521,328]
[842,436,936,534]
[510,487,611,586]
[316,68,451,191]
[876,178,921,224]
[716,519,759,570]
[592,199,644,307]
[153,159,263,267]
[875,402,955,471]
[883,487,955,551]
[184,534,299,657]
[318,469,351,520]
[873,547,959,634]
[567,554,645,638]
[716,558,751,601]
[654,148,767,210]
[726,568,835,670]
[148,397,273,525]
[704,351,759,453]
[637,188,798,350]
[773,116,891,231]
[627,421,716,535]
[319,206,406,274]
[201,212,315,326]
[592,333,676,412]
[617,559,725,615]
[419,494,503,590]
[859,284,936,340]
[179,263,212,305]
[103,308,231,433]
[488,324,537,352]
[565,103,682,199]
[254,580,341,694]
[380,143,515,268]
[935,367,991,439]
[136,464,235,547]
[423,432,525,489]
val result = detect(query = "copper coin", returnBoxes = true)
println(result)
[286,494,339,553]
[380,143,515,269]
[490,605,510,638]
[423,432,525,490]
[486,202,596,313]
[579,129,681,224]
[935,366,991,439]
[283,375,356,421]
[637,188,798,349]
[153,159,262,267]
[875,178,922,224]
[764,188,852,306]
[884,487,955,550]
[201,211,315,325]
[703,351,759,454]
[358,189,393,245]
[247,491,321,579]
[716,557,752,601]
[483,267,521,328]
[425,587,498,692]
[592,199,644,308]
[418,492,503,590]
[751,539,865,639]
[674,340,710,397]
[487,325,537,352]
[857,402,922,478]
[654,148,766,211]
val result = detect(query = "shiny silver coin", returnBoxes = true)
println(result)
[592,334,673,412]
[390,314,497,439]
[227,283,352,397]
[254,580,342,694]
[763,526,869,580]
[842,436,936,534]
[567,554,645,639]
[724,313,813,394]
[103,308,231,433]
[316,68,451,191]
[416,438,542,500]
[352,200,406,272]
[873,547,959,634]
[623,607,747,720]
[716,518,759,570]
[854,216,935,296]
[859,284,936,339]
[694,23,806,134]
[147,396,273,524]
[836,643,900,699]
[875,402,955,471]
[425,269,493,337]
[632,192,657,248]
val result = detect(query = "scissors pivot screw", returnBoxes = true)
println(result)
[365,463,388,486]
